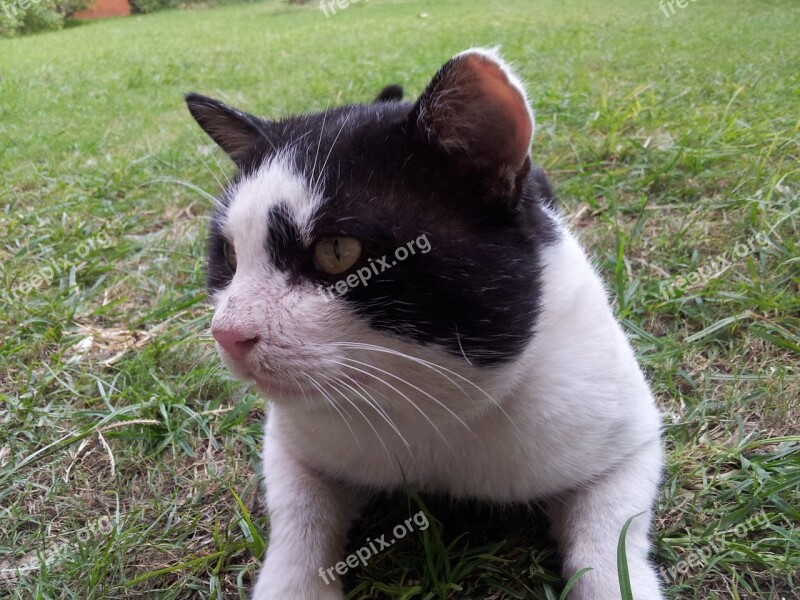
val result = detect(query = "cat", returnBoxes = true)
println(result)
[186,48,665,600]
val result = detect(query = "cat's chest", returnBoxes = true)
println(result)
[274,400,613,502]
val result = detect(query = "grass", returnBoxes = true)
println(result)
[0,0,798,598]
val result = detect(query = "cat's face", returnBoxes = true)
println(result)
[187,49,558,414]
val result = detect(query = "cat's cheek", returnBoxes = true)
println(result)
[208,286,227,310]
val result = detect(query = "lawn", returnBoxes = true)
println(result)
[0,0,798,598]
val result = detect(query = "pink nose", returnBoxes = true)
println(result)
[212,326,260,360]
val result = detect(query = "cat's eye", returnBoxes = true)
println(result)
[222,240,237,272]
[314,237,362,275]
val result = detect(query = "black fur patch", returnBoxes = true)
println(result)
[266,203,302,271]
[207,215,234,292]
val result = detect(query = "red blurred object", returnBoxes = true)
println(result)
[73,0,130,20]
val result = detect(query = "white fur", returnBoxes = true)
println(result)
[224,154,322,259]
[211,53,664,600]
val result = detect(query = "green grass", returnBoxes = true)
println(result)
[1,0,798,598]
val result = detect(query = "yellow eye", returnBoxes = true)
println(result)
[314,237,362,274]
[223,240,237,272]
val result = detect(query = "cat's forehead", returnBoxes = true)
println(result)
[222,153,321,253]
[219,103,412,246]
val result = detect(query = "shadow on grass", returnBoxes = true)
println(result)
[342,492,559,599]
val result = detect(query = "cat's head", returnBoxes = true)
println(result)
[186,49,558,415]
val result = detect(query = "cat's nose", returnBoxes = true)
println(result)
[212,326,260,360]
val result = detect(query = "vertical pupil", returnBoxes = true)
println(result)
[333,238,340,261]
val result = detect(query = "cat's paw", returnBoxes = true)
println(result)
[251,570,345,600]
[565,566,664,600]
[253,590,344,600]
[252,583,345,600]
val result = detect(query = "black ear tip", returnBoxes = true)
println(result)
[185,92,214,108]
[375,84,404,103]
[185,93,204,116]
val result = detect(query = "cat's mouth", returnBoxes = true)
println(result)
[249,368,371,403]
[217,347,371,403]
[215,350,315,400]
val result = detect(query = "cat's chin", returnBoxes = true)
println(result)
[252,374,313,402]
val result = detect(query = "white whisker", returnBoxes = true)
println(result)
[330,341,520,436]
[328,372,411,451]
[317,105,355,189]
[339,356,473,432]
[311,102,331,192]
[323,358,450,445]
[306,375,361,450]
[318,373,393,461]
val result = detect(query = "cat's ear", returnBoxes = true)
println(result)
[410,48,534,199]
[185,93,270,168]
[375,84,404,102]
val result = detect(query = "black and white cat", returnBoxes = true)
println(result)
[187,48,664,600]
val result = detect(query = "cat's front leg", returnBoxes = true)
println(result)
[548,439,664,600]
[252,426,362,600]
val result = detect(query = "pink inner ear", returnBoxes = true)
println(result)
[460,54,533,171]
[421,52,534,177]
[465,55,533,168]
